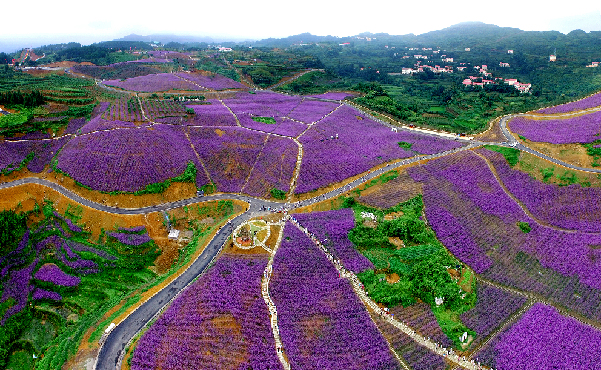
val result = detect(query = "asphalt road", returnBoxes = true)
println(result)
[499,115,601,174]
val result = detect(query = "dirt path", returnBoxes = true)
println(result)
[261,218,291,370]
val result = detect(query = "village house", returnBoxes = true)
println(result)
[499,62,510,67]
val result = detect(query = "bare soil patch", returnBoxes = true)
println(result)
[474,116,505,142]
[519,140,595,169]
[358,170,423,209]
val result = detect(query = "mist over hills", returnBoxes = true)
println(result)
[2,21,600,54]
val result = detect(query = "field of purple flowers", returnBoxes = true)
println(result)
[270,223,400,369]
[409,150,601,321]
[292,209,373,273]
[479,148,601,232]
[294,105,466,194]
[241,135,298,198]
[103,73,204,92]
[536,91,601,114]
[508,113,601,144]
[57,125,197,192]
[131,254,282,370]
[0,203,159,369]
[176,72,246,90]
[474,303,601,369]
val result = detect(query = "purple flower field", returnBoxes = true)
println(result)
[479,148,601,232]
[292,209,374,273]
[270,223,399,370]
[237,114,307,137]
[34,263,81,287]
[176,72,246,90]
[409,150,601,320]
[241,135,297,197]
[224,91,301,117]
[0,136,72,174]
[188,126,267,193]
[508,112,601,144]
[459,283,527,340]
[185,100,238,126]
[475,303,601,370]
[296,106,416,193]
[1,258,37,324]
[536,91,601,114]
[57,125,197,192]
[287,100,340,124]
[131,254,282,370]
[104,73,203,92]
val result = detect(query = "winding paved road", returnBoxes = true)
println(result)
[499,115,601,173]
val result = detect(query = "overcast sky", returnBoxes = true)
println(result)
[1,0,600,52]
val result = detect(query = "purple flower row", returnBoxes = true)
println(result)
[509,112,601,144]
[270,223,399,369]
[131,254,282,370]
[292,208,374,273]
[34,263,80,287]
[32,288,62,301]
[108,232,152,246]
[536,91,601,114]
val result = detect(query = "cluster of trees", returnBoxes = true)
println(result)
[0,90,45,107]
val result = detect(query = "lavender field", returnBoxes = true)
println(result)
[409,150,601,321]
[474,303,601,369]
[270,223,400,370]
[509,112,601,144]
[131,254,281,370]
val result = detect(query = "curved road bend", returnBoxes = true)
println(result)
[499,115,601,174]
